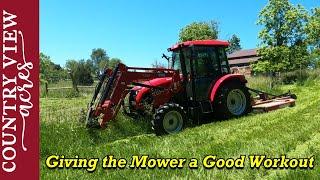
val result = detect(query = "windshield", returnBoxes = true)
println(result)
[171,51,181,70]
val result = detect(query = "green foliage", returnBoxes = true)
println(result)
[84,59,95,74]
[179,21,219,42]
[280,70,308,85]
[90,48,123,71]
[74,60,94,86]
[253,46,289,73]
[66,59,94,86]
[226,34,241,54]
[253,45,309,73]
[246,75,282,95]
[109,58,122,69]
[307,68,320,80]
[65,59,78,71]
[91,48,109,71]
[255,0,309,73]
[308,49,320,69]
[65,50,122,86]
[65,90,81,98]
[306,8,320,48]
[279,69,320,85]
[40,52,68,83]
[257,0,308,47]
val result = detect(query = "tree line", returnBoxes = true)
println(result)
[40,48,122,85]
[177,0,320,74]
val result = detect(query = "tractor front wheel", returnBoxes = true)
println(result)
[122,90,138,118]
[214,82,251,119]
[152,103,186,135]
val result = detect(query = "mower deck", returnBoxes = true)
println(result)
[252,96,296,112]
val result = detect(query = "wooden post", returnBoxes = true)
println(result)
[45,82,48,97]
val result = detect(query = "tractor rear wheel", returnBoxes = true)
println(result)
[214,82,251,119]
[152,103,186,135]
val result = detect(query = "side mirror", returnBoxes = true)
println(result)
[162,53,171,69]
[162,53,170,61]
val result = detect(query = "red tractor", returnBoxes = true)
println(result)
[86,40,296,135]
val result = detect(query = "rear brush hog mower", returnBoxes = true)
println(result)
[85,40,296,135]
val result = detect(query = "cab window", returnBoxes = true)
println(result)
[193,47,219,77]
[217,47,230,74]
[172,49,191,74]
[172,52,181,71]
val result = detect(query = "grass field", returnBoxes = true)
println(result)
[40,77,320,179]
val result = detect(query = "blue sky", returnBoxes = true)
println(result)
[40,0,319,67]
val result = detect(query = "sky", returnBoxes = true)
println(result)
[40,0,319,67]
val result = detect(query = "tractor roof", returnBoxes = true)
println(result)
[169,40,229,51]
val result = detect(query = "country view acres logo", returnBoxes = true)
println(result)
[1,10,34,172]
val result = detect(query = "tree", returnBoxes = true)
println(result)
[179,21,219,42]
[65,59,78,71]
[90,48,109,71]
[40,52,68,83]
[253,0,309,73]
[85,59,95,74]
[227,34,242,54]
[306,8,320,49]
[306,8,320,69]
[109,58,122,69]
[209,20,219,39]
[308,49,320,69]
[66,59,94,86]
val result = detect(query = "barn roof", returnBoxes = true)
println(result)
[228,56,260,65]
[227,49,260,65]
[228,49,258,59]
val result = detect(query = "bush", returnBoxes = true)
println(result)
[70,60,94,86]
[307,68,320,80]
[74,69,94,86]
[280,70,309,84]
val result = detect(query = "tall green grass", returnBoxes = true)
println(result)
[279,69,320,85]
[246,68,320,95]
[246,75,283,95]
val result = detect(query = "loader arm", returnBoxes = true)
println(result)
[86,63,181,128]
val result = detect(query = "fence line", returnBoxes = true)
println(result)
[47,86,95,90]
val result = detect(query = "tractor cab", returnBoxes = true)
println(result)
[169,40,231,102]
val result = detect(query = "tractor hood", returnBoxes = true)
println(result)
[134,77,173,103]
[142,77,173,87]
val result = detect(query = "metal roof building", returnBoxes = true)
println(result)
[227,49,260,75]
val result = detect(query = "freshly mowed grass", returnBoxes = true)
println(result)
[40,80,320,179]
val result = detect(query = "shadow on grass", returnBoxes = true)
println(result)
[84,115,154,145]
[195,111,262,127]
